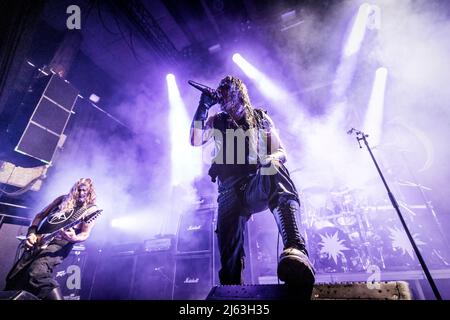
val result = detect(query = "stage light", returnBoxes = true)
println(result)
[281,10,296,23]
[166,73,175,82]
[332,3,375,100]
[89,93,100,103]
[232,53,258,79]
[166,74,202,187]
[208,44,221,54]
[344,3,371,57]
[363,67,388,146]
[232,53,289,101]
[110,214,164,234]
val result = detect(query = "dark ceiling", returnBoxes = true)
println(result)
[40,0,338,84]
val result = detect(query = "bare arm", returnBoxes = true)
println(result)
[61,220,97,243]
[60,205,99,243]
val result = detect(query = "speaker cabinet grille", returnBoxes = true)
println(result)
[53,250,88,300]
[15,74,78,164]
[15,122,61,163]
[89,254,137,300]
[131,252,174,300]
[172,254,213,300]
[31,97,70,134]
[176,208,215,254]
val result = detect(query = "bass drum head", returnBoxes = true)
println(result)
[307,226,364,273]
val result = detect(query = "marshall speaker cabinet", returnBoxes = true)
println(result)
[175,207,215,254]
[172,207,216,299]
[172,253,214,300]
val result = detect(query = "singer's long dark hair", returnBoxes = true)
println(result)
[217,76,264,131]
[217,76,267,158]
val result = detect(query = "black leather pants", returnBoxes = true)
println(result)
[216,162,306,285]
[5,241,72,299]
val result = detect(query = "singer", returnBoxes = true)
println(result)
[189,75,315,287]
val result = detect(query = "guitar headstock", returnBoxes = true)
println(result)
[84,209,103,223]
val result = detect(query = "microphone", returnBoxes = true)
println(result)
[188,80,219,100]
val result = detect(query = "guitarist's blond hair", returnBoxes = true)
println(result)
[59,178,96,211]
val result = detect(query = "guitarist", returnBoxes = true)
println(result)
[4,178,100,300]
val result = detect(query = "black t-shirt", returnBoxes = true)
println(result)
[208,108,268,183]
[37,201,92,234]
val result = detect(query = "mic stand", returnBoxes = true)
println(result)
[348,128,442,300]
[398,150,450,250]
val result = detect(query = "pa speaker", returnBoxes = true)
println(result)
[15,73,78,164]
[131,251,175,300]
[0,290,39,300]
[88,253,137,300]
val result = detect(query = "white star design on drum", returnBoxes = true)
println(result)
[388,226,425,259]
[318,231,350,265]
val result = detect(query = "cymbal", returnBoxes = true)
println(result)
[330,189,351,196]
[302,186,329,194]
[395,180,432,190]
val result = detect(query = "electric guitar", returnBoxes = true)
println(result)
[29,208,102,251]
[7,209,102,280]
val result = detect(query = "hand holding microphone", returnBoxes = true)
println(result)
[188,80,220,108]
[200,92,217,109]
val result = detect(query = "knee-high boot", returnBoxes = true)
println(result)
[272,200,315,287]
[44,287,64,300]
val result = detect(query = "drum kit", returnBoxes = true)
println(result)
[300,185,450,273]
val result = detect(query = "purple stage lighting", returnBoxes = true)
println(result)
[363,67,388,146]
[166,73,202,187]
[232,53,289,102]
[344,3,371,57]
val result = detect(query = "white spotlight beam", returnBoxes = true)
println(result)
[344,3,371,57]
[363,67,388,146]
[332,3,373,101]
[166,74,202,187]
[232,53,291,103]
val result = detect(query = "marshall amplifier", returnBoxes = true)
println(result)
[176,207,215,254]
[143,236,174,253]
[53,245,87,300]
[172,253,213,300]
